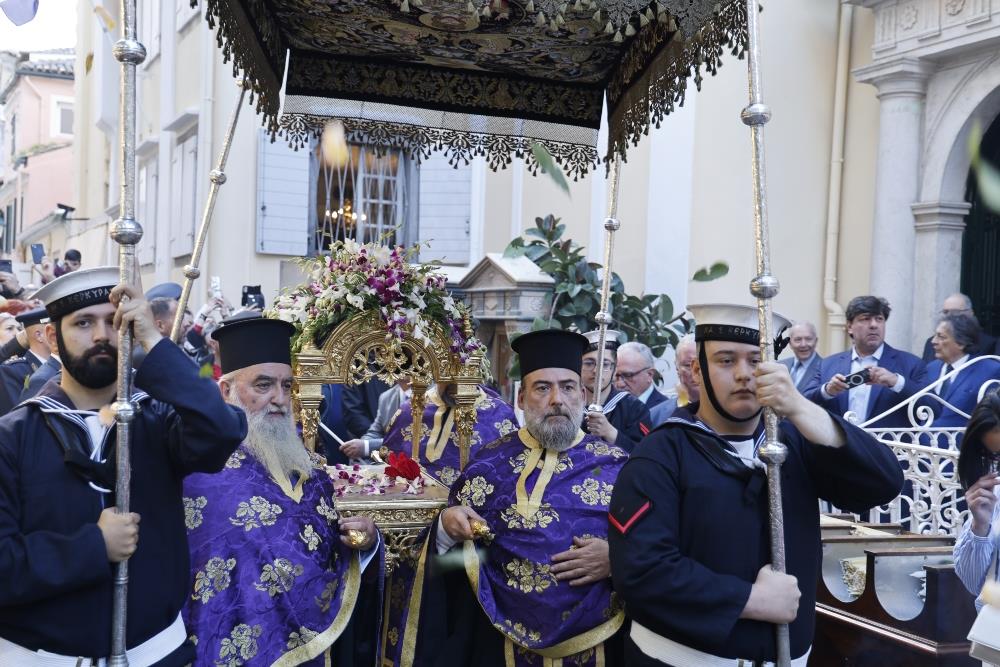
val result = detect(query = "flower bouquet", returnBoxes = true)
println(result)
[268,239,485,364]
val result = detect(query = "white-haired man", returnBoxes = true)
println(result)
[780,321,823,393]
[615,341,667,409]
[182,315,382,666]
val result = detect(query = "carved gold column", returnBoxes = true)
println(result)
[409,383,427,461]
[294,342,327,452]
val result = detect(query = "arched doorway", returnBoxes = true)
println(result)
[961,116,1000,336]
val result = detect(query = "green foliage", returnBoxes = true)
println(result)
[692,262,730,282]
[530,143,570,196]
[504,215,692,357]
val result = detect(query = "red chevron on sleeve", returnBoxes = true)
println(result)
[608,500,651,535]
[639,422,650,436]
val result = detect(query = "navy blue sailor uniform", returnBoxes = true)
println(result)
[589,388,651,453]
[0,339,247,665]
[0,349,44,415]
[607,404,902,665]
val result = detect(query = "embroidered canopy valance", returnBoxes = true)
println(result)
[201,0,748,177]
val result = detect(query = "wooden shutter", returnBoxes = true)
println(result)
[256,130,310,256]
[417,154,471,265]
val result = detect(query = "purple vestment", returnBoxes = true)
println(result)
[382,385,519,487]
[182,446,375,666]
[392,427,627,666]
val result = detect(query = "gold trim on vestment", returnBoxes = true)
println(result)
[514,428,585,518]
[266,467,307,503]
[400,529,433,667]
[425,406,455,463]
[462,540,625,659]
[505,638,516,667]
[270,551,361,667]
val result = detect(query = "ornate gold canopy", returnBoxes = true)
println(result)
[293,310,486,469]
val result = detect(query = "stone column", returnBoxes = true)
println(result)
[855,57,932,351]
[911,201,971,342]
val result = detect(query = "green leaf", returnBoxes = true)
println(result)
[525,227,548,239]
[532,316,554,330]
[568,284,582,298]
[531,143,571,196]
[558,304,578,317]
[692,261,730,282]
[525,245,549,262]
[657,295,674,323]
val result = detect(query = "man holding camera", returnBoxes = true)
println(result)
[804,295,928,428]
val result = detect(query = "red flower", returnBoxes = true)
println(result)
[385,451,421,481]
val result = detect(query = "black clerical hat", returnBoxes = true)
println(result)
[212,315,296,374]
[511,329,589,378]
[15,308,48,327]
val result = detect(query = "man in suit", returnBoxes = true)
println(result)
[804,295,929,428]
[926,313,1000,428]
[615,341,667,409]
[342,375,390,439]
[780,321,823,393]
[650,335,700,426]
[19,353,61,403]
[920,293,997,362]
[0,308,50,414]
[339,378,410,459]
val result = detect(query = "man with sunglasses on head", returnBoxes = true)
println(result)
[581,329,651,452]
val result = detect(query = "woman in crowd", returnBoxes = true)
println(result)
[954,390,1000,613]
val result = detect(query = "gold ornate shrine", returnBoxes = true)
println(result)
[293,309,486,468]
[292,309,486,572]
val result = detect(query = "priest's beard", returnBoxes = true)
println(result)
[55,325,118,389]
[227,392,313,483]
[524,400,584,452]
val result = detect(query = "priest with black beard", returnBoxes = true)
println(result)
[0,267,247,666]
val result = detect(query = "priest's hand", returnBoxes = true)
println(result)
[338,515,377,550]
[585,411,618,444]
[440,505,486,542]
[111,284,164,352]
[98,508,140,563]
[741,564,800,624]
[550,536,609,586]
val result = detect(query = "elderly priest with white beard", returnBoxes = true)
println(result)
[182,314,382,666]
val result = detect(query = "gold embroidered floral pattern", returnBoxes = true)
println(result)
[229,496,283,531]
[500,503,560,530]
[299,524,321,551]
[456,476,494,507]
[498,619,542,645]
[286,626,318,649]
[315,579,340,612]
[316,496,338,524]
[224,449,246,469]
[508,450,531,474]
[437,466,460,487]
[494,418,518,436]
[503,557,557,594]
[387,627,400,647]
[571,478,613,506]
[192,556,237,604]
[184,496,208,530]
[216,623,261,666]
[585,440,627,459]
[254,558,304,597]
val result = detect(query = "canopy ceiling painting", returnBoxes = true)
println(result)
[201,0,749,176]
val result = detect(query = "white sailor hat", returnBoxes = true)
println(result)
[687,303,791,347]
[32,266,119,320]
[583,329,623,353]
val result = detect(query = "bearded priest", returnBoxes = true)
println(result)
[182,314,383,666]
[393,329,627,666]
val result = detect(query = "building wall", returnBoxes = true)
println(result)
[68,0,881,352]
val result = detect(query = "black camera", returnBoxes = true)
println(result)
[843,368,871,387]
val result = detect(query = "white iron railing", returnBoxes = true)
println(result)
[839,355,1000,536]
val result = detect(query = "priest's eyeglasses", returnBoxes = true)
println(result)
[582,359,615,371]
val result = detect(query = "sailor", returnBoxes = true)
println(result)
[581,329,651,452]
